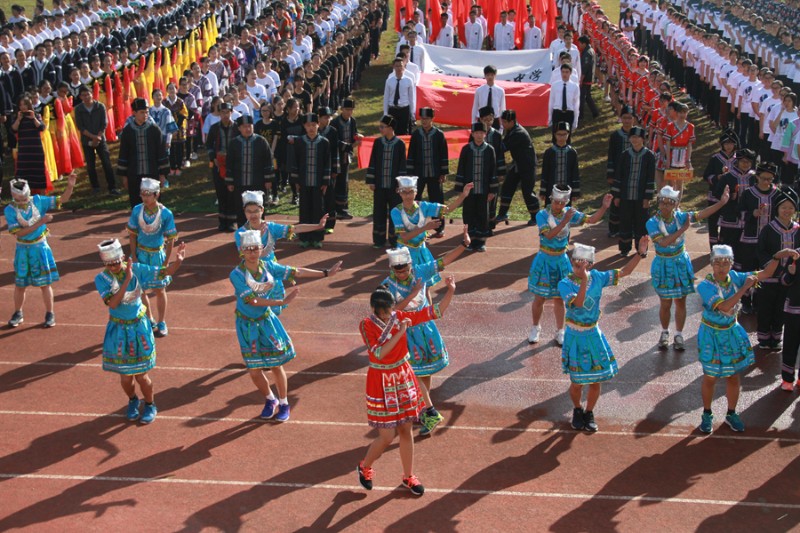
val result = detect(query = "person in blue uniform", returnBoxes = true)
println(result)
[647,184,730,351]
[528,185,613,346]
[695,244,797,434]
[95,238,187,425]
[558,239,649,432]
[5,174,76,328]
[127,178,178,337]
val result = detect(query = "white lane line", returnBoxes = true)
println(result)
[0,410,797,443]
[0,472,798,509]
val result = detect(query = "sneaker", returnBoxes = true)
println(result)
[770,339,783,351]
[527,218,537,226]
[91,187,102,195]
[419,409,444,436]
[495,214,509,224]
[472,244,486,252]
[402,475,425,496]
[44,312,56,328]
[163,179,170,189]
[357,462,374,490]
[126,397,141,421]
[528,325,541,344]
[337,210,354,220]
[725,412,744,432]
[271,195,280,207]
[699,411,713,434]
[157,322,168,337]
[140,403,157,424]
[260,398,279,419]
[583,410,598,432]
[299,241,311,249]
[780,380,795,392]
[657,331,670,349]
[757,341,771,350]
[619,249,630,257]
[183,160,191,168]
[151,319,158,331]
[190,152,198,160]
[7,310,23,328]
[324,228,334,234]
[311,241,323,249]
[291,194,299,206]
[371,243,384,250]
[109,189,122,196]
[741,302,754,314]
[604,95,612,102]
[275,403,290,422]
[555,329,565,346]
[673,334,685,351]
[571,407,585,430]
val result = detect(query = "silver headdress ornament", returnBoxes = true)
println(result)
[387,247,412,267]
[239,230,263,249]
[710,245,735,262]
[241,190,265,207]
[658,185,681,202]
[98,239,124,264]
[551,185,572,202]
[140,177,160,193]
[10,179,31,201]
[396,176,419,190]
[572,243,596,263]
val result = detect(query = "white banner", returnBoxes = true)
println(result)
[419,44,553,84]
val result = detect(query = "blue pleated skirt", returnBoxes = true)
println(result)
[562,326,618,384]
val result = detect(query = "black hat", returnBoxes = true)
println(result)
[317,106,332,117]
[735,148,756,161]
[720,128,739,145]
[620,105,635,116]
[218,102,233,111]
[757,161,779,175]
[776,186,799,209]
[500,109,516,121]
[341,98,356,109]
[380,114,396,128]
[471,122,487,133]
[628,126,646,138]
[237,114,254,125]
[555,121,571,132]
[131,97,149,111]
[419,107,434,118]
[479,105,494,118]
[303,112,319,124]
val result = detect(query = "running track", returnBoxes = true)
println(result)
[0,211,798,531]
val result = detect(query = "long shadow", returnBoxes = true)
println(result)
[288,346,368,393]
[490,392,570,444]
[0,346,101,393]
[385,432,578,532]
[0,420,263,530]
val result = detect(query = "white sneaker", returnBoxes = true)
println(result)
[190,152,198,160]
[183,160,191,168]
[673,334,685,351]
[658,331,670,349]
[528,325,541,344]
[555,329,565,346]
[604,95,611,102]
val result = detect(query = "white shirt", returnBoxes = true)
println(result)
[407,44,424,71]
[553,45,581,79]
[435,25,454,47]
[403,61,420,83]
[383,75,416,117]
[201,71,219,98]
[493,22,514,51]
[471,84,506,123]
[414,22,427,43]
[550,68,579,84]
[523,24,542,50]
[246,83,269,107]
[548,79,580,129]
[464,21,483,50]
[234,102,252,116]
[293,41,312,63]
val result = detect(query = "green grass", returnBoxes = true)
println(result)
[3,0,717,219]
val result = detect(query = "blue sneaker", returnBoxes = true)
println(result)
[725,412,744,432]
[699,411,713,434]
[260,398,278,419]
[140,403,158,424]
[157,321,168,337]
[275,403,290,422]
[126,397,141,421]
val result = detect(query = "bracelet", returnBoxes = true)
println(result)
[323,268,329,277]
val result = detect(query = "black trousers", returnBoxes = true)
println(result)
[169,139,185,171]
[781,313,800,382]
[463,192,490,246]
[373,187,400,246]
[756,282,785,344]
[83,141,116,191]
[498,169,538,219]
[213,168,237,228]
[617,198,648,254]
[607,183,620,236]
[324,176,337,230]
[706,199,719,247]
[416,176,445,233]
[299,184,326,242]
[335,155,351,212]
[388,105,411,135]
[551,109,575,136]
[127,175,144,209]
[579,85,599,121]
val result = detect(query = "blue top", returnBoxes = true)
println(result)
[234,222,294,261]
[127,203,178,250]
[696,270,753,328]
[391,201,444,248]
[536,207,588,252]
[558,269,620,326]
[647,210,698,254]
[95,263,164,320]
[4,195,57,242]
[230,260,297,318]
[382,259,443,311]
[148,105,178,139]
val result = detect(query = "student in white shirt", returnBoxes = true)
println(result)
[463,10,483,50]
[549,64,580,132]
[397,48,420,83]
[493,11,514,51]
[471,64,506,125]
[383,58,416,134]
[553,30,581,80]
[405,31,424,72]
[548,26,566,65]
[434,13,454,47]
[549,52,580,84]
[412,12,427,43]
[523,15,543,50]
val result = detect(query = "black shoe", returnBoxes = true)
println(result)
[357,462,373,490]
[224,224,237,233]
[583,410,598,432]
[741,302,754,314]
[109,189,122,196]
[495,214,510,225]
[291,194,299,206]
[619,249,630,257]
[337,210,354,220]
[527,218,537,226]
[8,310,24,328]
[91,187,102,196]
[571,407,585,430]
[607,231,619,238]
[44,312,56,328]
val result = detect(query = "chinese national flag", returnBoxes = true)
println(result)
[415,73,549,127]
[357,130,472,169]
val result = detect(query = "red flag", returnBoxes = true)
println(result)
[394,0,412,32]
[531,0,546,33]
[453,0,469,49]
[544,0,558,46]
[415,73,549,127]
[357,130,472,169]
[429,0,443,43]
[514,0,528,49]
[485,0,504,39]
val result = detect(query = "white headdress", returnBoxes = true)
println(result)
[140,177,160,193]
[551,185,572,202]
[710,245,735,262]
[10,179,31,201]
[98,239,124,264]
[396,176,419,190]
[387,247,412,267]
[572,243,595,263]
[658,185,681,202]
[241,190,265,207]
[239,230,263,249]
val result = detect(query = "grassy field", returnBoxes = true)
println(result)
[3,0,718,219]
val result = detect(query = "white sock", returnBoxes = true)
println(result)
[279,397,289,405]
[662,329,669,335]
[676,330,683,337]
[266,391,276,400]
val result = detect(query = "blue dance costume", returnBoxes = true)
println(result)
[391,201,445,285]
[4,195,61,287]
[558,269,621,384]
[383,257,449,376]
[647,210,698,298]
[229,260,297,369]
[696,271,755,377]
[127,203,178,289]
[234,222,295,314]
[95,264,165,375]
[528,207,589,298]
